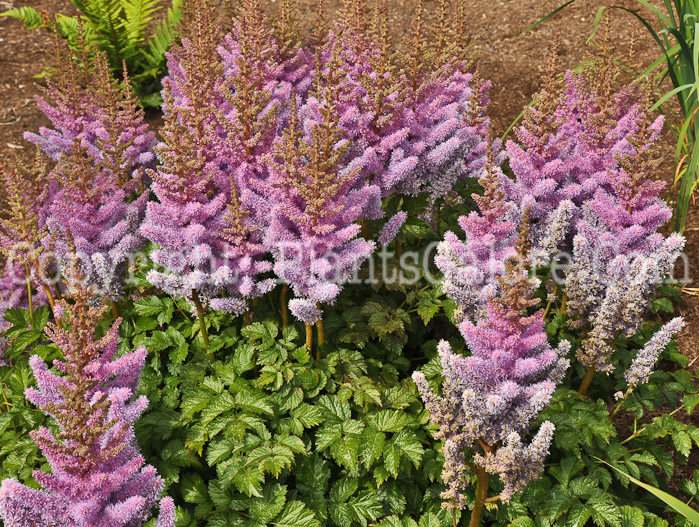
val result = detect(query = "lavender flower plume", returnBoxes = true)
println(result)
[48,141,147,299]
[0,154,57,311]
[26,41,154,176]
[563,105,685,371]
[378,211,407,246]
[503,47,659,257]
[265,55,375,324]
[575,233,685,372]
[397,0,492,201]
[474,422,555,502]
[141,3,276,314]
[435,143,518,323]
[416,218,569,508]
[625,317,684,389]
[0,288,173,527]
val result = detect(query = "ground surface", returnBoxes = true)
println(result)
[0,0,697,357]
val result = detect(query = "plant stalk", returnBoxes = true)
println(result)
[469,465,488,527]
[191,290,210,352]
[305,323,313,350]
[280,284,289,329]
[24,264,34,329]
[111,301,119,320]
[578,367,596,396]
[317,317,325,360]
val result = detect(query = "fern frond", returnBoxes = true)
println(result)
[85,0,130,68]
[122,0,162,45]
[0,6,44,29]
[54,15,80,39]
[145,0,182,66]
[70,0,104,25]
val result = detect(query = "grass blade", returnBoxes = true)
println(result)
[521,0,577,35]
[598,459,699,524]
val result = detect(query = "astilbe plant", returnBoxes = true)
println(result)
[25,33,155,175]
[435,141,518,324]
[397,0,491,202]
[309,0,491,203]
[414,217,569,522]
[0,286,174,527]
[214,0,300,232]
[0,154,57,318]
[569,109,685,387]
[560,86,683,367]
[265,56,376,346]
[141,2,275,342]
[321,1,418,198]
[503,36,656,258]
[47,140,148,301]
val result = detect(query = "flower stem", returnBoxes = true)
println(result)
[452,508,457,527]
[280,284,289,329]
[317,317,325,360]
[24,264,34,329]
[245,311,253,325]
[305,323,313,351]
[578,367,596,396]
[111,301,119,320]
[469,465,488,527]
[191,291,210,353]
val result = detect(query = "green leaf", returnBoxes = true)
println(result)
[651,297,674,314]
[315,423,342,451]
[331,433,360,470]
[134,295,167,316]
[419,513,442,527]
[393,430,424,467]
[372,410,414,432]
[509,518,536,527]
[276,501,321,527]
[13,330,41,352]
[567,502,592,527]
[588,498,621,527]
[182,473,208,504]
[249,483,287,523]
[347,491,383,527]
[296,453,331,501]
[206,438,236,466]
[4,308,30,327]
[359,427,385,469]
[684,394,699,415]
[33,306,50,331]
[620,506,645,527]
[181,389,214,420]
[234,391,274,415]
[290,404,323,429]
[228,462,264,498]
[672,431,693,458]
[201,392,235,425]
